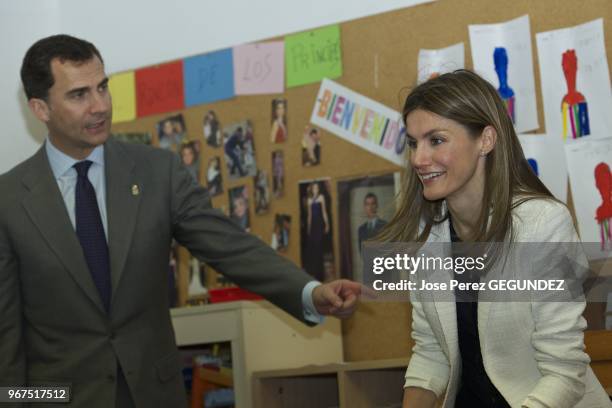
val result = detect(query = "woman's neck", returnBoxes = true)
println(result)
[447,197,482,240]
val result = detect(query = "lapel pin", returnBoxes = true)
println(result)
[131,184,140,196]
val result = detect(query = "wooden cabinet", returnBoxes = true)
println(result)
[252,358,409,408]
[171,301,343,407]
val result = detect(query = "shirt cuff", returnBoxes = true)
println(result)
[302,280,325,324]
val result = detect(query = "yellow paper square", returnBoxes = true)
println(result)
[109,71,136,123]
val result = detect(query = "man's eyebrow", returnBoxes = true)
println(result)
[66,86,90,96]
[98,77,109,88]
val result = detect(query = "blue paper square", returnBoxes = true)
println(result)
[184,49,235,106]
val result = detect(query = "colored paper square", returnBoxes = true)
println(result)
[135,61,184,117]
[285,25,343,88]
[233,42,284,95]
[183,49,235,106]
[109,71,136,123]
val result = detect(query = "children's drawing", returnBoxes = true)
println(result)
[561,49,590,140]
[494,47,515,123]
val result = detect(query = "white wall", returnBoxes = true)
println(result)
[0,0,431,173]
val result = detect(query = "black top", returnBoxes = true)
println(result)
[450,220,510,408]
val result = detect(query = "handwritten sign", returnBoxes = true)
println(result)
[285,25,343,88]
[233,42,284,95]
[135,61,184,117]
[109,71,136,123]
[310,79,406,166]
[184,49,235,106]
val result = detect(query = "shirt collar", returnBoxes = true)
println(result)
[45,138,105,179]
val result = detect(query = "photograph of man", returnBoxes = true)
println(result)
[0,34,366,408]
[223,121,257,179]
[357,192,387,251]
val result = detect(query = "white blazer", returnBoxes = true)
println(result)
[404,198,611,407]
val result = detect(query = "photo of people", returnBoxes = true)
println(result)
[271,214,291,252]
[206,157,223,197]
[179,140,200,183]
[271,150,284,198]
[337,173,398,282]
[113,132,152,145]
[299,179,335,281]
[156,114,186,152]
[270,98,288,143]
[223,120,257,179]
[302,126,321,166]
[229,185,250,232]
[203,110,222,147]
[254,169,270,215]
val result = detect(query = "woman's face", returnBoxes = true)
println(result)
[406,109,484,203]
[311,183,320,196]
[181,147,195,165]
[162,120,174,136]
[275,101,285,119]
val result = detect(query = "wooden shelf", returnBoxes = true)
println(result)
[171,301,342,407]
[253,358,409,408]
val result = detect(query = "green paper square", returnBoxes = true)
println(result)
[285,25,343,88]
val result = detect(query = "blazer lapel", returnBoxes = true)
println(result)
[104,139,141,297]
[21,146,106,312]
[428,219,460,359]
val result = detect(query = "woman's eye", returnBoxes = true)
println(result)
[407,139,417,149]
[431,137,443,146]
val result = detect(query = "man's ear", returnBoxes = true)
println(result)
[28,98,50,122]
[480,125,497,155]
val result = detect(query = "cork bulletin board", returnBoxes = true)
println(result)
[111,0,612,364]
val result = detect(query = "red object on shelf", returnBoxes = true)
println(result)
[209,287,263,304]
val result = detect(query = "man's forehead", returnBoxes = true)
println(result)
[50,56,105,84]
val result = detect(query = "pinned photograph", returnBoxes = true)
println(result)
[299,179,335,281]
[254,170,270,215]
[270,98,288,143]
[206,156,223,197]
[271,150,285,198]
[179,140,200,183]
[337,173,399,282]
[229,185,250,232]
[112,132,152,145]
[203,110,222,147]
[156,114,186,152]
[302,126,322,166]
[271,214,291,252]
[223,120,257,179]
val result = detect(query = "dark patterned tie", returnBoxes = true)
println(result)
[74,160,111,312]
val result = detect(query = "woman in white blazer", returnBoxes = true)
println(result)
[377,70,610,407]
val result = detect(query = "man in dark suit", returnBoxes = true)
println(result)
[0,35,364,407]
[358,192,387,251]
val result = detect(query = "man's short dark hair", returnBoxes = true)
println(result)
[364,192,378,204]
[20,34,103,101]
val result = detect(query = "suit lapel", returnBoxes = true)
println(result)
[21,146,106,312]
[104,139,141,297]
[428,219,459,359]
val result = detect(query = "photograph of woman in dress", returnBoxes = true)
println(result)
[206,156,223,196]
[203,110,222,148]
[299,179,335,281]
[270,98,288,143]
[272,150,284,198]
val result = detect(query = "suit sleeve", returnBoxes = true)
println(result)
[404,289,450,397]
[521,202,591,408]
[167,153,314,323]
[0,220,26,405]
